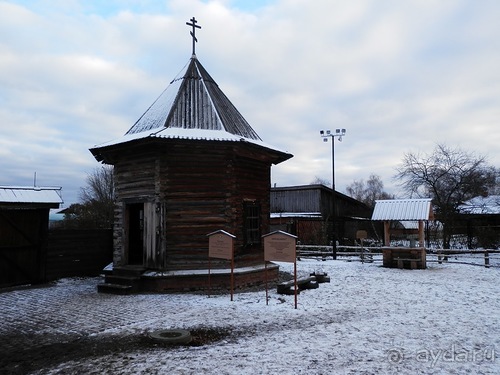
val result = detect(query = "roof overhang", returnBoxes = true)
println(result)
[90,128,293,165]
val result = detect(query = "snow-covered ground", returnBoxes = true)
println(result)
[3,259,499,374]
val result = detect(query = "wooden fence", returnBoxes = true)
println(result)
[45,229,113,281]
[297,245,500,268]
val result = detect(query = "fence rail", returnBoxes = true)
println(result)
[296,245,500,268]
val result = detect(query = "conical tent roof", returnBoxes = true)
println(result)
[92,55,292,164]
[126,56,261,141]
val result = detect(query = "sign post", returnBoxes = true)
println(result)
[207,230,236,301]
[263,231,298,309]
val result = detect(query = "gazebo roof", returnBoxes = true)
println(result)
[371,198,433,221]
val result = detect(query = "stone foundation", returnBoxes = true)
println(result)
[98,262,279,294]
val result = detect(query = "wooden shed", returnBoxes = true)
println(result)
[270,184,373,245]
[0,186,63,287]
[91,43,292,293]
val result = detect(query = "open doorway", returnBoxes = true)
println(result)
[127,203,144,265]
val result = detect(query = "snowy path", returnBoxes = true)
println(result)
[0,260,498,374]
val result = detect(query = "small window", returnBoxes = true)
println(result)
[244,201,261,246]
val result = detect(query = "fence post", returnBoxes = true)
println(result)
[485,251,490,268]
[438,250,442,264]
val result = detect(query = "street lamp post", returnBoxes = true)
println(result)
[320,128,346,260]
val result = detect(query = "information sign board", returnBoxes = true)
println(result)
[263,231,296,263]
[208,231,234,260]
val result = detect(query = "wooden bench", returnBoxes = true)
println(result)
[394,257,422,269]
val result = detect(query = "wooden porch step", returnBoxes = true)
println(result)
[112,265,146,277]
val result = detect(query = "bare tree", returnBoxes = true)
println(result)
[63,166,115,229]
[310,176,331,186]
[395,144,496,248]
[80,165,114,205]
[346,174,393,208]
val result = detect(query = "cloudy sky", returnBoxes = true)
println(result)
[1,0,499,206]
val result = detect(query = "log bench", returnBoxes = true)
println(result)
[277,273,330,295]
[277,276,318,295]
[310,272,331,283]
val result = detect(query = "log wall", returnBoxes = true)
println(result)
[110,140,276,271]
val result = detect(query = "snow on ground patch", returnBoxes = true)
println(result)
[1,260,498,374]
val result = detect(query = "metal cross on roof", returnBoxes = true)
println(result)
[186,17,201,56]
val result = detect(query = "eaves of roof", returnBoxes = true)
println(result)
[91,127,292,164]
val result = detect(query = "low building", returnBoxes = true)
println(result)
[270,184,373,245]
[457,195,500,249]
[0,186,63,287]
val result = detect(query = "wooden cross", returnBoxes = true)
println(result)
[186,17,201,56]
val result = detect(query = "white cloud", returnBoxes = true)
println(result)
[1,0,499,204]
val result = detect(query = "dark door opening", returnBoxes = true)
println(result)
[127,203,144,265]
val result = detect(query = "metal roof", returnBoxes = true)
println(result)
[125,56,261,140]
[91,55,292,164]
[0,186,63,205]
[371,199,433,221]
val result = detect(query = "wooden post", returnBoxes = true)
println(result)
[383,221,390,246]
[485,251,490,268]
[418,220,425,247]
[208,256,211,297]
[265,262,269,306]
[230,254,234,301]
[294,260,298,310]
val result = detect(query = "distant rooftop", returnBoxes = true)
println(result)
[459,195,500,215]
[0,186,63,206]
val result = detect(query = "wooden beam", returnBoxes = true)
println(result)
[384,220,390,246]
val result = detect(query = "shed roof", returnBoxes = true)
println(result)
[0,186,63,206]
[371,199,433,221]
[91,56,291,164]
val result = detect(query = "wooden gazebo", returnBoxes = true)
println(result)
[372,199,433,269]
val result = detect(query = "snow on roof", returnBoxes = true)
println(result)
[93,127,290,157]
[458,195,500,214]
[371,198,433,221]
[270,212,322,219]
[125,57,261,141]
[91,56,292,163]
[0,186,63,205]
